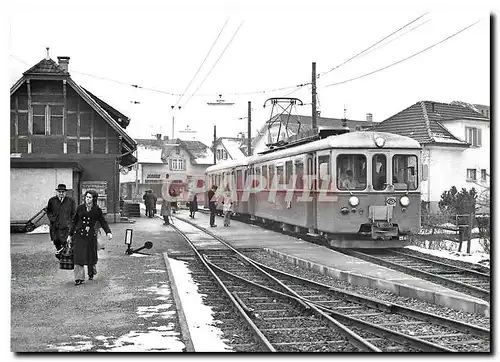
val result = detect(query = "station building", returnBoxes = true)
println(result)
[10,51,137,222]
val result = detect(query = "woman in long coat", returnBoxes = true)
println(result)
[68,190,112,285]
[188,191,198,219]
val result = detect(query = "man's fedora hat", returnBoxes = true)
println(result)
[56,184,68,191]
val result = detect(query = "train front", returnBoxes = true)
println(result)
[324,132,422,248]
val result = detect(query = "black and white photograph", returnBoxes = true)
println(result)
[6,0,493,355]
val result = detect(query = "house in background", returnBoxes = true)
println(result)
[374,101,490,213]
[213,133,248,164]
[120,135,213,203]
[252,113,375,154]
[10,50,137,222]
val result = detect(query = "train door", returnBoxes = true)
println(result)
[316,150,334,233]
[306,153,317,232]
[248,165,256,218]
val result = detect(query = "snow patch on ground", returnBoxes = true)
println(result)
[169,257,233,352]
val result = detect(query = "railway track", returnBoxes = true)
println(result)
[169,215,490,352]
[337,248,490,302]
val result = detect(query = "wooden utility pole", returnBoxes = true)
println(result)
[247,101,252,156]
[213,125,217,165]
[312,62,317,130]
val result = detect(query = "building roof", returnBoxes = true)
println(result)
[82,88,130,129]
[135,138,214,165]
[252,114,373,146]
[374,101,485,145]
[22,58,69,76]
[219,138,247,160]
[178,140,214,165]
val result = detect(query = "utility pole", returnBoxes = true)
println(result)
[171,105,181,139]
[312,62,317,131]
[247,101,252,156]
[213,125,217,165]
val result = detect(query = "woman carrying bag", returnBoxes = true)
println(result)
[67,190,112,285]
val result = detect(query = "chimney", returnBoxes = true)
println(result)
[366,113,373,124]
[57,56,70,72]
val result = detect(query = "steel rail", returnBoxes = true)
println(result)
[169,222,276,352]
[342,249,490,300]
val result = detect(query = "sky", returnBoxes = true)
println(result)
[4,0,495,148]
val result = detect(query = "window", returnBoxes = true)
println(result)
[285,161,293,188]
[481,169,487,181]
[295,160,304,190]
[50,106,63,135]
[465,127,482,147]
[318,155,331,192]
[466,169,477,181]
[276,164,284,187]
[217,149,221,160]
[169,158,185,171]
[223,150,228,160]
[392,154,418,190]
[262,165,268,189]
[372,154,387,190]
[32,105,46,135]
[175,147,180,155]
[336,154,367,190]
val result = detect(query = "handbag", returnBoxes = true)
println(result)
[59,244,74,270]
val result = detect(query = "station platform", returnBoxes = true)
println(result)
[171,208,489,317]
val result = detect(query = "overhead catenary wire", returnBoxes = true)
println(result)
[181,20,245,109]
[173,18,229,108]
[323,19,482,88]
[319,12,429,78]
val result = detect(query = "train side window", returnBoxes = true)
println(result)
[318,155,331,192]
[372,154,387,190]
[336,154,366,190]
[285,161,293,189]
[236,170,243,191]
[393,154,418,190]
[268,164,275,189]
[276,163,284,189]
[295,160,304,190]
[255,166,261,188]
[262,165,268,190]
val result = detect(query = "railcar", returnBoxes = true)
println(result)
[206,131,422,248]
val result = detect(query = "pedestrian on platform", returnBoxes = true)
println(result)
[160,198,172,226]
[47,184,76,253]
[145,190,156,218]
[188,190,198,219]
[208,185,218,227]
[68,190,112,285]
[222,188,234,227]
[143,190,149,216]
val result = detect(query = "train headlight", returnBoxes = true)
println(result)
[348,196,360,207]
[375,137,386,148]
[400,196,410,207]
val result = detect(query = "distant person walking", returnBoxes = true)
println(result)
[47,184,76,253]
[145,190,156,218]
[208,185,218,227]
[222,188,234,227]
[188,191,198,219]
[68,190,112,285]
[143,191,149,216]
[160,198,172,226]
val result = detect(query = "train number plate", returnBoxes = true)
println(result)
[399,235,407,241]
[376,222,393,228]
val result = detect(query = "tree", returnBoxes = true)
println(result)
[438,186,477,217]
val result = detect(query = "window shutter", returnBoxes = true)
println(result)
[478,129,482,146]
[169,159,172,170]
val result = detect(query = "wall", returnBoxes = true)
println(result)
[11,168,72,220]
[422,145,468,212]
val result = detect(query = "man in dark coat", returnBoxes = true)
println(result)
[145,190,156,218]
[208,185,218,227]
[143,191,149,216]
[47,184,76,251]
